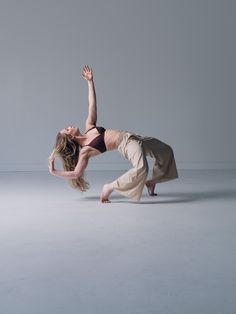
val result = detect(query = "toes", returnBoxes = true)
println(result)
[150,193,158,196]
[101,199,111,203]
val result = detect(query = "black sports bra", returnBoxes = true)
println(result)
[83,126,107,153]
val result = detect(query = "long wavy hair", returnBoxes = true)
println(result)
[49,132,89,192]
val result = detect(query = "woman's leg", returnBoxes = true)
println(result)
[142,137,178,192]
[100,135,149,202]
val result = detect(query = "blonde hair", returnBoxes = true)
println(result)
[49,132,89,192]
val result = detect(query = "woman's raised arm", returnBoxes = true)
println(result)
[82,65,97,129]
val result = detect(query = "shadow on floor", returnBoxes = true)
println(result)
[77,189,236,204]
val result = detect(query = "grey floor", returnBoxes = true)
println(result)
[0,170,236,314]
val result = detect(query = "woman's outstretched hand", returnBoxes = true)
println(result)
[48,156,55,174]
[82,65,93,81]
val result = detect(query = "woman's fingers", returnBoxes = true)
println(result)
[83,65,91,72]
[49,157,55,165]
[48,157,55,172]
[82,65,92,81]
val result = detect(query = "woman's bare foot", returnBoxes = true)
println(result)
[145,182,158,196]
[100,183,114,203]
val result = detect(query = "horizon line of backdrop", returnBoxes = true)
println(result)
[0,0,235,172]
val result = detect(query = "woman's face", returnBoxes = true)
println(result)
[60,126,80,137]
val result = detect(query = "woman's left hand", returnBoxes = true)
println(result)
[48,156,55,174]
[82,65,93,81]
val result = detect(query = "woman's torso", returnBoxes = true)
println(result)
[80,127,125,158]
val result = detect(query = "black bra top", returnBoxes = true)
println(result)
[83,126,107,153]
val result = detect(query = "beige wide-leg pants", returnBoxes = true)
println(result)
[111,131,178,201]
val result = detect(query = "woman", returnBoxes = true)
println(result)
[48,65,178,203]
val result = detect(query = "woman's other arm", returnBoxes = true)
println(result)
[48,152,89,179]
[82,65,97,129]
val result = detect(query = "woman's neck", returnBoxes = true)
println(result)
[74,134,87,147]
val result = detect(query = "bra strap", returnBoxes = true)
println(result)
[85,126,97,134]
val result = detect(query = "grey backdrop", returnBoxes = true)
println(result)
[0,0,235,171]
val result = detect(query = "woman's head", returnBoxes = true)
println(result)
[59,125,80,138]
[49,128,89,192]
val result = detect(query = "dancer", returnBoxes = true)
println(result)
[48,65,178,203]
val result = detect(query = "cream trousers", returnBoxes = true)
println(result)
[111,131,178,201]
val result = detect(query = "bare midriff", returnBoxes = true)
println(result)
[104,129,126,151]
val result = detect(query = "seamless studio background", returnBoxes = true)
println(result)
[1,2,236,314]
[0,0,235,171]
